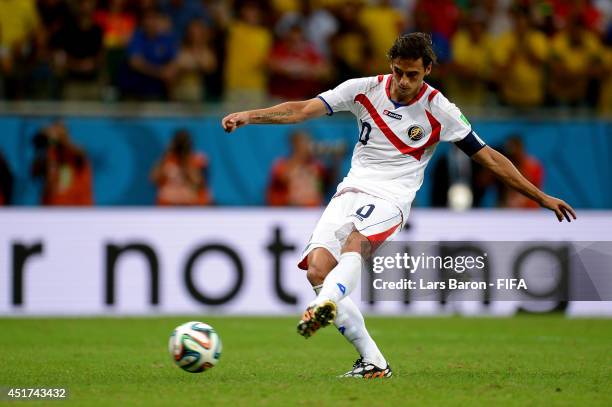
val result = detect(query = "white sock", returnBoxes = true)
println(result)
[314,252,362,305]
[312,284,387,368]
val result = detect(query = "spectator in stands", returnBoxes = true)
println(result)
[599,29,612,113]
[122,8,178,100]
[0,0,39,53]
[36,0,71,99]
[482,0,513,38]
[270,0,295,14]
[53,0,104,100]
[268,22,328,100]
[93,0,137,98]
[492,7,549,108]
[94,0,136,49]
[548,15,604,107]
[171,20,217,102]
[159,0,209,38]
[37,0,71,41]
[0,151,13,205]
[550,0,603,34]
[202,0,230,101]
[274,0,338,58]
[329,0,372,82]
[31,121,94,206]
[413,0,459,41]
[449,9,494,106]
[0,0,40,99]
[500,135,543,209]
[224,0,272,105]
[407,9,451,92]
[151,129,212,206]
[359,0,405,74]
[267,131,334,207]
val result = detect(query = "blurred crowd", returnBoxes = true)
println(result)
[0,120,542,209]
[0,120,345,207]
[0,0,611,111]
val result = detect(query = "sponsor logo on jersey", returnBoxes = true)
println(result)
[383,110,402,120]
[407,125,425,141]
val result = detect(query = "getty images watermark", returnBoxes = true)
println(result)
[371,251,526,290]
[361,241,612,302]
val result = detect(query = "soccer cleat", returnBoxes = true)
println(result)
[340,357,393,379]
[296,300,337,338]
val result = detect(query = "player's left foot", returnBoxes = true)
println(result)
[340,357,393,379]
[296,300,337,338]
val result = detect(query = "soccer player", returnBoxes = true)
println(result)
[221,33,576,378]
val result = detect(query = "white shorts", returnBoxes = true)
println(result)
[298,189,404,270]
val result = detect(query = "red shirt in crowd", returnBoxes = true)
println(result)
[268,41,326,100]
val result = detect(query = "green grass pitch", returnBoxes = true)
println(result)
[0,315,610,406]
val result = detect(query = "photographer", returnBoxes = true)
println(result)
[266,130,345,207]
[151,129,212,206]
[31,121,93,205]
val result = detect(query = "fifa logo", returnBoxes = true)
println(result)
[407,125,425,141]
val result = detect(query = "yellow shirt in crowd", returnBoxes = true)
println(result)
[449,29,495,105]
[359,5,404,73]
[334,32,368,72]
[550,30,602,75]
[492,30,549,107]
[0,0,39,48]
[225,21,272,92]
[452,30,494,79]
[272,0,347,13]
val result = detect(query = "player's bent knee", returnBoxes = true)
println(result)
[341,231,372,258]
[306,265,327,286]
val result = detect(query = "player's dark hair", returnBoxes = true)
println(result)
[387,33,437,68]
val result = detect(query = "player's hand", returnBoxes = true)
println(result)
[540,195,577,222]
[221,112,249,133]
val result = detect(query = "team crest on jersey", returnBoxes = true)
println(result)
[407,125,425,141]
[383,110,402,120]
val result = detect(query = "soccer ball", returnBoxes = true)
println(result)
[168,321,222,373]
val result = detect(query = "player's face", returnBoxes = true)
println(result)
[390,58,432,101]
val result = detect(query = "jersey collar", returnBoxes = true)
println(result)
[385,75,429,108]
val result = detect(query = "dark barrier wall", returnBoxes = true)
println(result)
[0,115,610,207]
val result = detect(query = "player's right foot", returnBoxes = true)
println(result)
[296,299,337,338]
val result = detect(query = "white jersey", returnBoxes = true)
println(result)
[318,74,484,220]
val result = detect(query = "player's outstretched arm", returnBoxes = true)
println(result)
[471,146,577,222]
[221,98,328,133]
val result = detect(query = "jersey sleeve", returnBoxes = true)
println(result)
[431,93,472,142]
[317,77,370,116]
[431,92,486,156]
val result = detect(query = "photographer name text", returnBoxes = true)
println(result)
[372,278,527,290]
